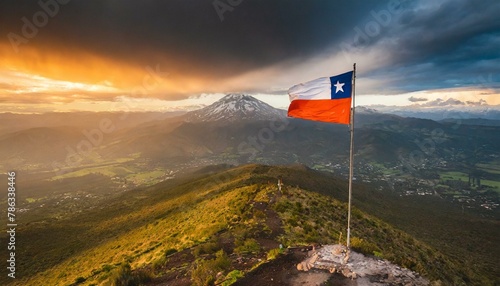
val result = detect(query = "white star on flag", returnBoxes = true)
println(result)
[334,81,345,93]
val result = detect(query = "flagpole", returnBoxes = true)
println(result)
[346,63,356,249]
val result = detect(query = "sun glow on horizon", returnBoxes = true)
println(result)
[1,43,498,113]
[2,70,119,95]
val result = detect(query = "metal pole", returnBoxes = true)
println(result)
[347,63,356,249]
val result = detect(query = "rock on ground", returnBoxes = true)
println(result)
[296,244,429,286]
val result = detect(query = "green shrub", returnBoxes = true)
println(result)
[221,270,244,286]
[74,276,86,284]
[214,250,231,270]
[191,250,231,286]
[192,259,217,286]
[164,248,178,256]
[102,264,114,272]
[152,255,167,270]
[295,202,303,211]
[193,241,220,257]
[373,251,384,258]
[254,209,267,221]
[287,217,298,227]
[234,238,260,255]
[110,263,152,286]
[350,237,380,256]
[266,248,283,260]
[274,201,292,213]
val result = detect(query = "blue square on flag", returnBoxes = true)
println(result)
[329,71,353,99]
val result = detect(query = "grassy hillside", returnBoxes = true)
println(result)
[1,164,496,285]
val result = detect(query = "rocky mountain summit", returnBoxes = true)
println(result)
[185,93,285,122]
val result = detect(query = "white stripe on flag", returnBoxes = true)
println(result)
[288,77,330,101]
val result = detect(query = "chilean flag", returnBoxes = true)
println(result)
[287,71,353,124]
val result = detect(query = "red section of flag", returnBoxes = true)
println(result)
[287,98,351,124]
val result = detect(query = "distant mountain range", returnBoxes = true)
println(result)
[368,103,500,121]
[1,94,500,173]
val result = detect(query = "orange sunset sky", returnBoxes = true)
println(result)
[1,0,499,113]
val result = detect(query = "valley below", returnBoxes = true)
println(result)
[1,96,499,285]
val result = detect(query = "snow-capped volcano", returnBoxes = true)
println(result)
[185,94,285,122]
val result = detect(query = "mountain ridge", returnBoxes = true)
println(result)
[184,94,285,122]
[3,164,493,285]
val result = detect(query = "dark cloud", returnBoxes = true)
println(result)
[421,98,464,107]
[390,0,500,64]
[1,0,499,97]
[466,99,487,106]
[0,0,381,78]
[408,96,427,102]
[362,0,500,93]
[417,98,492,107]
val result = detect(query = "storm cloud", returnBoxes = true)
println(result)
[408,96,428,102]
[1,0,380,77]
[0,0,499,104]
[359,0,500,93]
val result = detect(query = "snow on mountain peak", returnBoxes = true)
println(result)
[185,94,285,122]
[222,93,251,101]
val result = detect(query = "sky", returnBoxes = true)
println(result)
[1,0,499,113]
